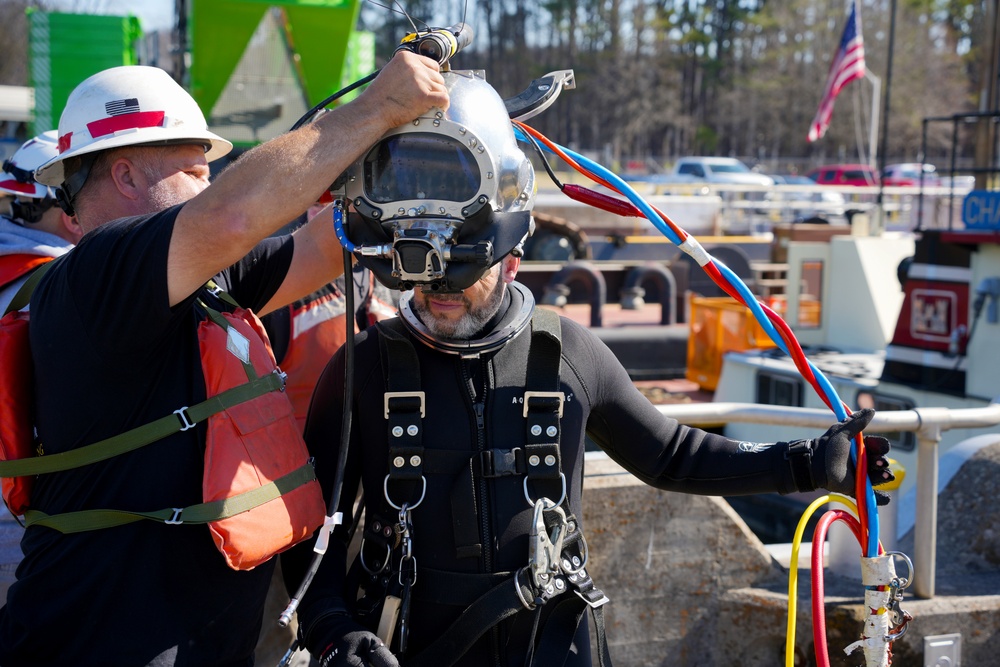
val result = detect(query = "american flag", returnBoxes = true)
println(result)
[807,2,866,142]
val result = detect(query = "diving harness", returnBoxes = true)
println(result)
[347,285,611,666]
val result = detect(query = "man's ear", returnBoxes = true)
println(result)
[108,156,144,201]
[502,254,520,284]
[60,210,85,244]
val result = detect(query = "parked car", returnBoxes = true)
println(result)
[762,174,848,223]
[806,163,879,186]
[634,157,775,186]
[669,157,775,186]
[769,174,847,203]
[881,162,940,187]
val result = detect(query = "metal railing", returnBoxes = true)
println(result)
[653,401,1000,599]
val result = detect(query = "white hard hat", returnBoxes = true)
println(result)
[35,65,232,186]
[0,130,60,198]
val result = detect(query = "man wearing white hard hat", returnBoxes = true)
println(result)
[0,130,83,606]
[0,131,83,310]
[0,54,447,666]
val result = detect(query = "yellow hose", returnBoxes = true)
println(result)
[784,494,862,667]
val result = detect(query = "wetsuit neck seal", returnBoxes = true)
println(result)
[397,280,535,356]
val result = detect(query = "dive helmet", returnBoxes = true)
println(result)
[340,69,535,293]
[1,131,61,224]
[35,65,232,188]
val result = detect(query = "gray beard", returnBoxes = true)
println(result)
[412,277,506,340]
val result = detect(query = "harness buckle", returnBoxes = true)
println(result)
[173,407,196,431]
[522,391,564,418]
[165,508,184,525]
[574,587,610,609]
[384,391,425,419]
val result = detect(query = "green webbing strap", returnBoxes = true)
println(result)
[3,258,58,316]
[196,293,259,381]
[22,462,317,533]
[0,370,284,478]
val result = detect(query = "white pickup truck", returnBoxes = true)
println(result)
[660,156,775,186]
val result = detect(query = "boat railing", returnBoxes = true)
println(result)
[651,401,1000,599]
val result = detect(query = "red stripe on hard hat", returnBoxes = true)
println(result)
[85,111,167,142]
[58,133,73,153]
[0,179,37,195]
[87,111,166,139]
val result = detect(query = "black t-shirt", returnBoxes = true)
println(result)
[0,206,294,666]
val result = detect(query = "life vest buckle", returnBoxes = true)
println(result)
[173,407,196,431]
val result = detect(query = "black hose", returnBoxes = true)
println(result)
[279,245,356,627]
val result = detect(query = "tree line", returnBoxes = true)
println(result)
[2,0,994,175]
[362,0,992,174]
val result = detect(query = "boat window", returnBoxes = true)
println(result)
[798,259,823,329]
[756,371,803,407]
[855,391,916,452]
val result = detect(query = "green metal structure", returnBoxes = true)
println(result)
[28,10,142,135]
[189,0,365,147]
[25,1,367,149]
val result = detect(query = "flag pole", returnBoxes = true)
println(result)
[864,68,881,172]
[874,0,898,235]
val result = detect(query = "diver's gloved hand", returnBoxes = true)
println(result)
[786,408,895,505]
[315,615,398,667]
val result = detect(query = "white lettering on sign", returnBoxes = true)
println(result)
[962,190,1000,230]
[910,289,956,342]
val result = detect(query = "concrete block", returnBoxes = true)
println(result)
[582,456,786,665]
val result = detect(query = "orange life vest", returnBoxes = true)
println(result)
[281,291,359,430]
[0,280,325,571]
[0,254,52,291]
[0,255,56,515]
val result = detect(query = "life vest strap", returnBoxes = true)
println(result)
[21,461,317,533]
[2,257,57,316]
[0,370,284,478]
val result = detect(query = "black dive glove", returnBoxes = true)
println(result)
[314,615,398,667]
[786,408,895,505]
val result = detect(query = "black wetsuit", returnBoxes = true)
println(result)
[283,281,802,667]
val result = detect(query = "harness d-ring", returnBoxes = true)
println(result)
[523,472,566,507]
[359,539,392,575]
[384,474,427,511]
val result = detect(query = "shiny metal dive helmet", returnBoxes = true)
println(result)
[340,69,536,293]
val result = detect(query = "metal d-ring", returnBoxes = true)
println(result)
[384,474,427,511]
[885,551,914,589]
[359,539,392,575]
[523,472,566,507]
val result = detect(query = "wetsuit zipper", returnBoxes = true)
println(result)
[462,357,502,667]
